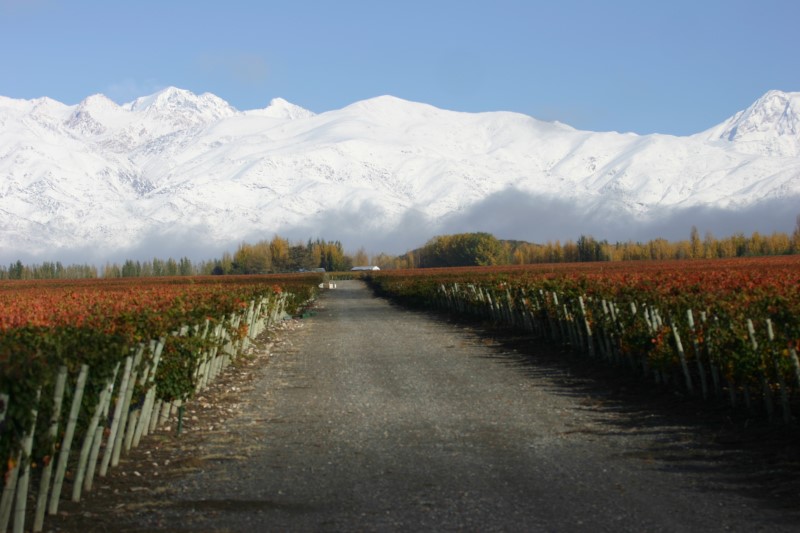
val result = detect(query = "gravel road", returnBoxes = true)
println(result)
[55,279,799,532]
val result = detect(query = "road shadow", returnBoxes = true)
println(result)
[398,300,800,521]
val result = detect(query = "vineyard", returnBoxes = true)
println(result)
[3,258,800,531]
[365,256,800,423]
[0,274,320,533]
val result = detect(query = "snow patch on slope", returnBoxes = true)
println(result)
[247,97,315,120]
[0,87,799,261]
[700,90,800,156]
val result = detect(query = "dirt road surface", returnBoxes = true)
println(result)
[55,280,799,531]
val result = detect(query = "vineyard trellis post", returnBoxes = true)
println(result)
[100,355,133,476]
[12,388,40,533]
[48,364,89,515]
[32,366,68,532]
[747,319,774,420]
[700,312,723,398]
[670,319,694,395]
[766,319,793,424]
[1,276,314,533]
[72,362,120,500]
[578,296,595,358]
[686,310,709,399]
[134,337,165,446]
[0,449,20,532]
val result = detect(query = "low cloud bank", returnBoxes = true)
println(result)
[283,188,800,254]
[3,188,798,265]
[436,188,800,245]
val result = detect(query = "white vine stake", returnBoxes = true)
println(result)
[33,367,68,532]
[49,364,89,515]
[789,346,800,390]
[0,393,8,528]
[114,345,144,462]
[0,393,7,424]
[766,319,792,424]
[73,362,119,501]
[13,388,41,533]
[100,355,133,477]
[670,320,694,395]
[136,337,165,444]
[0,451,20,531]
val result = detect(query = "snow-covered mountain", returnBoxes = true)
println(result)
[699,90,800,157]
[1,87,799,261]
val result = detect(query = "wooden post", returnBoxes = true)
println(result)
[703,313,722,397]
[159,401,172,428]
[111,346,144,467]
[13,388,41,533]
[225,316,238,365]
[80,363,120,497]
[125,342,155,450]
[0,397,11,530]
[578,296,595,358]
[747,319,773,420]
[598,299,611,361]
[670,320,694,395]
[562,304,574,349]
[790,346,800,390]
[0,394,7,424]
[686,310,709,400]
[642,306,656,379]
[123,410,140,452]
[148,399,162,433]
[48,364,89,515]
[136,337,165,443]
[0,452,20,531]
[197,323,213,391]
[83,427,104,494]
[71,367,112,500]
[546,291,559,342]
[100,355,133,477]
[766,319,792,425]
[33,367,68,532]
[209,324,224,382]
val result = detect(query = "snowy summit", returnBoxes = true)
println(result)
[0,88,799,261]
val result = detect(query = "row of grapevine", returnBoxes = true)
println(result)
[365,257,800,424]
[0,274,319,533]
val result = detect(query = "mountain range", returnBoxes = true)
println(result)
[1,87,799,262]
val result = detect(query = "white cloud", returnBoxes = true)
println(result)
[273,188,800,254]
[4,190,797,265]
[436,187,800,245]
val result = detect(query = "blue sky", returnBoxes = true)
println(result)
[1,0,798,135]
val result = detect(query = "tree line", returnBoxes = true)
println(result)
[2,217,799,279]
[98,237,353,278]
[383,217,800,269]
[506,223,800,264]
[210,237,352,274]
[0,260,98,280]
[0,237,352,280]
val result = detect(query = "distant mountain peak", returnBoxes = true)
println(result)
[1,87,799,262]
[127,86,193,112]
[255,97,315,119]
[29,96,69,115]
[125,87,236,126]
[727,90,799,137]
[703,90,800,156]
[78,93,120,110]
[344,95,437,114]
